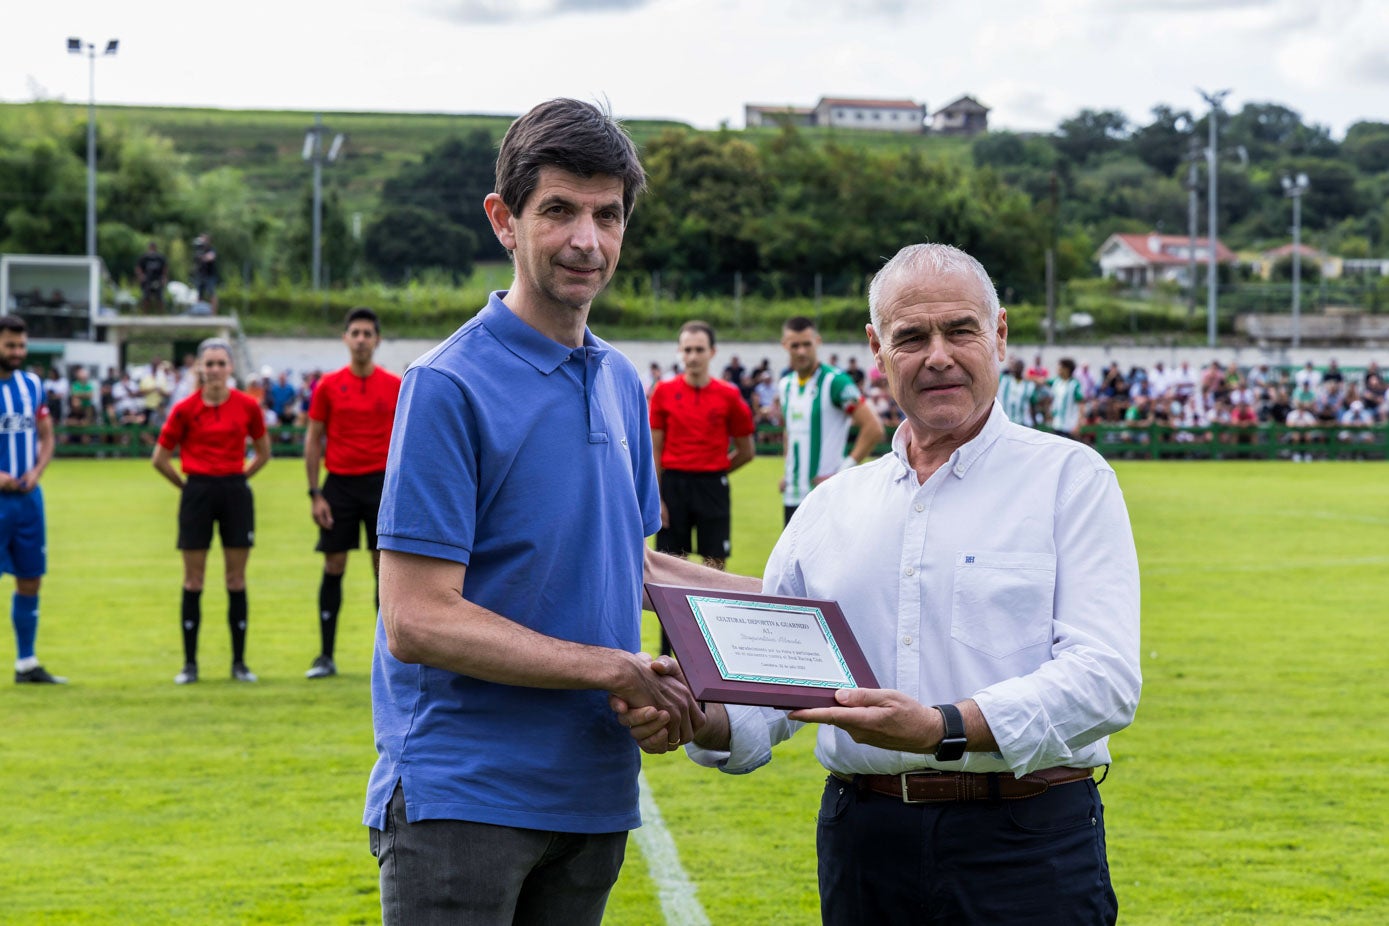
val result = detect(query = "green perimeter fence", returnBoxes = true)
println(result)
[53,421,1389,462]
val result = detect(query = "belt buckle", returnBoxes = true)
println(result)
[900,769,944,804]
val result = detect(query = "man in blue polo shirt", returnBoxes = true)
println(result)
[366,99,735,925]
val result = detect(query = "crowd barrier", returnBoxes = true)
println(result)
[52,425,309,459]
[51,421,1389,462]
[1080,422,1389,460]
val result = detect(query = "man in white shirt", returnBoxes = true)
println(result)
[616,242,1140,925]
[1285,401,1319,461]
[1294,361,1322,394]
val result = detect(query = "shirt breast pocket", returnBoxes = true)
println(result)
[950,551,1056,659]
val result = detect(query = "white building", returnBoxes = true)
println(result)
[811,97,926,133]
[1095,232,1236,288]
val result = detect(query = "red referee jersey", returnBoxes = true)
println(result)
[649,375,754,472]
[308,365,402,475]
[157,390,266,476]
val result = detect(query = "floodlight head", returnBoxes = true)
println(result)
[302,132,316,161]
[326,134,344,162]
[104,39,119,55]
[67,37,82,53]
[1281,175,1291,191]
[1296,173,1309,189]
[1196,87,1232,109]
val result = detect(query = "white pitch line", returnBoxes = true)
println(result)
[634,770,710,926]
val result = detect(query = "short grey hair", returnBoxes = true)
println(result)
[867,243,1001,333]
[196,337,234,364]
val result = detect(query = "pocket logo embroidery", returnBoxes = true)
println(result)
[964,555,975,564]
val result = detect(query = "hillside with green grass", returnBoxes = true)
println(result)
[5,98,1387,344]
[5,458,1387,923]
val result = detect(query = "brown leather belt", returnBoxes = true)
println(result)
[836,766,1094,804]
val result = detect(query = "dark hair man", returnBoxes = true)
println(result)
[649,319,756,654]
[134,241,169,314]
[1049,357,1085,437]
[778,316,884,525]
[192,233,219,312]
[303,307,402,679]
[365,99,745,924]
[0,316,63,683]
[618,243,1141,925]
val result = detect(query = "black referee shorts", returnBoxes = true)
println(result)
[316,471,386,554]
[178,474,254,550]
[656,469,732,560]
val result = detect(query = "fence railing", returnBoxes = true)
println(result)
[53,425,308,459]
[1079,422,1389,460]
[51,421,1389,463]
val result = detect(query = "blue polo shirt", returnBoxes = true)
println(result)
[365,293,661,834]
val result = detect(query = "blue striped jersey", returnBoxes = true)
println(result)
[0,371,46,479]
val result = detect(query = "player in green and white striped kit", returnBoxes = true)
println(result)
[1048,357,1086,437]
[998,357,1037,426]
[778,317,884,525]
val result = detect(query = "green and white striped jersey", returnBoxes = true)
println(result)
[779,363,862,507]
[1048,376,1085,433]
[997,374,1037,426]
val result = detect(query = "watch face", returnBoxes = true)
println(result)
[934,736,967,761]
[933,704,966,761]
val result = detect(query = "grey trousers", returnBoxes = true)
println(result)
[370,783,628,926]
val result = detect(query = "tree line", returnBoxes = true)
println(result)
[3,99,1387,303]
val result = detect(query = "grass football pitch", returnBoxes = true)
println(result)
[3,457,1386,924]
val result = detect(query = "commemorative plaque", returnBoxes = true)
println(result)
[644,583,879,709]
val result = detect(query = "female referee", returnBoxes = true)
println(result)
[151,338,270,684]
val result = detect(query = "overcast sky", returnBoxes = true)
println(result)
[5,0,1386,138]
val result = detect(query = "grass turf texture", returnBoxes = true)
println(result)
[3,457,1386,923]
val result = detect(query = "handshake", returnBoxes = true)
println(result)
[607,651,728,755]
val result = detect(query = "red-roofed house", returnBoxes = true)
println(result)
[813,97,926,133]
[1256,243,1341,280]
[1096,232,1236,287]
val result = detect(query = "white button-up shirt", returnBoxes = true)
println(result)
[689,402,1141,777]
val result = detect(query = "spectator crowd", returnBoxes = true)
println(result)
[40,355,328,447]
[45,348,1389,460]
[996,354,1388,459]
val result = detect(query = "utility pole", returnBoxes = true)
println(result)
[1282,173,1310,350]
[302,114,345,291]
[1197,88,1231,349]
[1184,137,1201,317]
[68,37,118,258]
[1045,171,1058,345]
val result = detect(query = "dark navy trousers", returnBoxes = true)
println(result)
[817,774,1118,925]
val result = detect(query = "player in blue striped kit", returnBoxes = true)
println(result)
[0,315,64,684]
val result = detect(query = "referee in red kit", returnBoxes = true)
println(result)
[152,338,271,684]
[303,308,401,679]
[648,320,755,655]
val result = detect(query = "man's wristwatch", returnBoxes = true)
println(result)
[931,703,967,761]
[308,488,322,498]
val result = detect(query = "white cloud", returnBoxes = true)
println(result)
[2,0,1383,135]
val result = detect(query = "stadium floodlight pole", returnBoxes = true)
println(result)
[1282,172,1310,350]
[1197,88,1230,348]
[1184,137,1201,317]
[303,114,345,291]
[68,36,118,258]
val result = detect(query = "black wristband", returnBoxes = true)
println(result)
[308,488,322,498]
[932,703,967,762]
